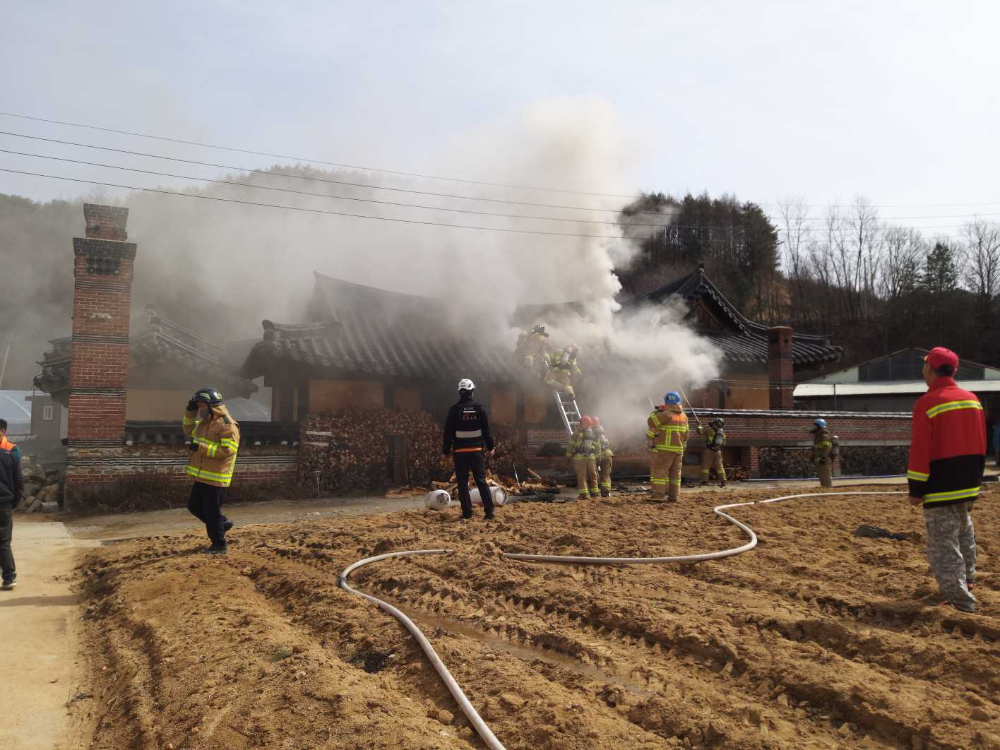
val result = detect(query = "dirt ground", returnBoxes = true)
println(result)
[70,485,1000,749]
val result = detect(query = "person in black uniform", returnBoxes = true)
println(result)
[442,378,496,520]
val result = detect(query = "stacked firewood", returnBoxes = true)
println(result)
[840,446,908,477]
[299,411,529,493]
[299,409,441,492]
[758,448,815,479]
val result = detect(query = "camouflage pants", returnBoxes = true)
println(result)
[924,502,976,613]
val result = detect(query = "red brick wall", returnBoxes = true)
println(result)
[67,204,137,448]
[768,326,794,410]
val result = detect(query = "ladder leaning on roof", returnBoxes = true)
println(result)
[554,390,583,436]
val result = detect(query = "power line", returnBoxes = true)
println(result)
[0,167,638,239]
[2,148,987,237]
[0,111,638,199]
[9,130,995,226]
[0,148,676,230]
[0,129,660,217]
[6,112,1000,215]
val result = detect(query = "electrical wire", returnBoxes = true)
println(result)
[6,112,1000,214]
[0,167,637,239]
[0,111,636,198]
[0,129,654,216]
[0,147,676,230]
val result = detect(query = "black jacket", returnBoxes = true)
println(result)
[442,396,494,454]
[0,448,23,507]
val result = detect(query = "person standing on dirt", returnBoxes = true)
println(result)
[183,388,241,554]
[646,392,689,502]
[442,379,496,521]
[0,422,23,590]
[810,419,834,488]
[907,347,985,614]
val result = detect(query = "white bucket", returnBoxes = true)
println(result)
[469,486,507,507]
[424,489,453,510]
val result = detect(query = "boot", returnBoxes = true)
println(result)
[718,480,727,488]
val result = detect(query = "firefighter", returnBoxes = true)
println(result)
[810,418,834,488]
[592,416,614,497]
[698,417,727,487]
[566,415,599,500]
[544,343,581,398]
[183,387,241,554]
[647,392,689,502]
[907,347,985,613]
[442,378,496,521]
[518,325,550,372]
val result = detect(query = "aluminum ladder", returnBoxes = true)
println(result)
[554,390,583,435]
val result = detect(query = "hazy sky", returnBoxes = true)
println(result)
[3,1,1000,239]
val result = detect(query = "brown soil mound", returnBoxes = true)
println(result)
[74,486,1000,748]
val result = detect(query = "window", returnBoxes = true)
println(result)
[42,405,54,421]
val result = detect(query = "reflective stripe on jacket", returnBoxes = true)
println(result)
[699,425,725,450]
[567,428,598,459]
[183,404,240,488]
[907,376,986,507]
[812,429,833,463]
[646,405,689,453]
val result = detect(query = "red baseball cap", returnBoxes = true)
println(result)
[924,347,959,370]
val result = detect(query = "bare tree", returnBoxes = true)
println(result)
[961,220,1000,300]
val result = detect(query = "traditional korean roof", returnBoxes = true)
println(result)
[636,266,842,366]
[34,306,256,402]
[242,274,521,382]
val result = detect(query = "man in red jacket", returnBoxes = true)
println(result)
[907,347,985,613]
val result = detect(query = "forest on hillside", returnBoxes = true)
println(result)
[617,192,1000,367]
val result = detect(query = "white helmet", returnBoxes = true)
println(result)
[458,378,475,392]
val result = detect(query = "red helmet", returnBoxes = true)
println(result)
[591,416,600,426]
[580,415,595,428]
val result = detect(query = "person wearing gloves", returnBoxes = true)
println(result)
[442,378,496,521]
[567,416,599,500]
[591,417,614,497]
[698,418,727,487]
[646,392,689,502]
[183,387,241,554]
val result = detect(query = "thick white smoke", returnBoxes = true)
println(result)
[4,97,722,430]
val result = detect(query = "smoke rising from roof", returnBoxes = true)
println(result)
[1,97,721,430]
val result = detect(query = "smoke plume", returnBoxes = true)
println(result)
[1,97,722,432]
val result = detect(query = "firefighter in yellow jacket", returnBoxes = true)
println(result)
[566,415,599,500]
[647,392,689,501]
[698,418,727,487]
[544,343,581,398]
[183,387,241,554]
[592,416,614,497]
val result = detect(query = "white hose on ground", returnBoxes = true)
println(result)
[339,490,907,749]
[339,549,506,750]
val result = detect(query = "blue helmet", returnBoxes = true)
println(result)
[813,418,827,429]
[664,391,682,405]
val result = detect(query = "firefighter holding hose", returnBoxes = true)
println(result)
[907,347,985,613]
[698,418,727,487]
[647,392,689,502]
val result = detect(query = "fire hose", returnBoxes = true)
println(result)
[338,490,906,750]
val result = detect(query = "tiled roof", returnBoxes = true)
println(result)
[637,266,842,366]
[34,307,256,401]
[242,274,521,382]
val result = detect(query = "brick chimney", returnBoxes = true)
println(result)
[66,204,136,446]
[767,326,794,410]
